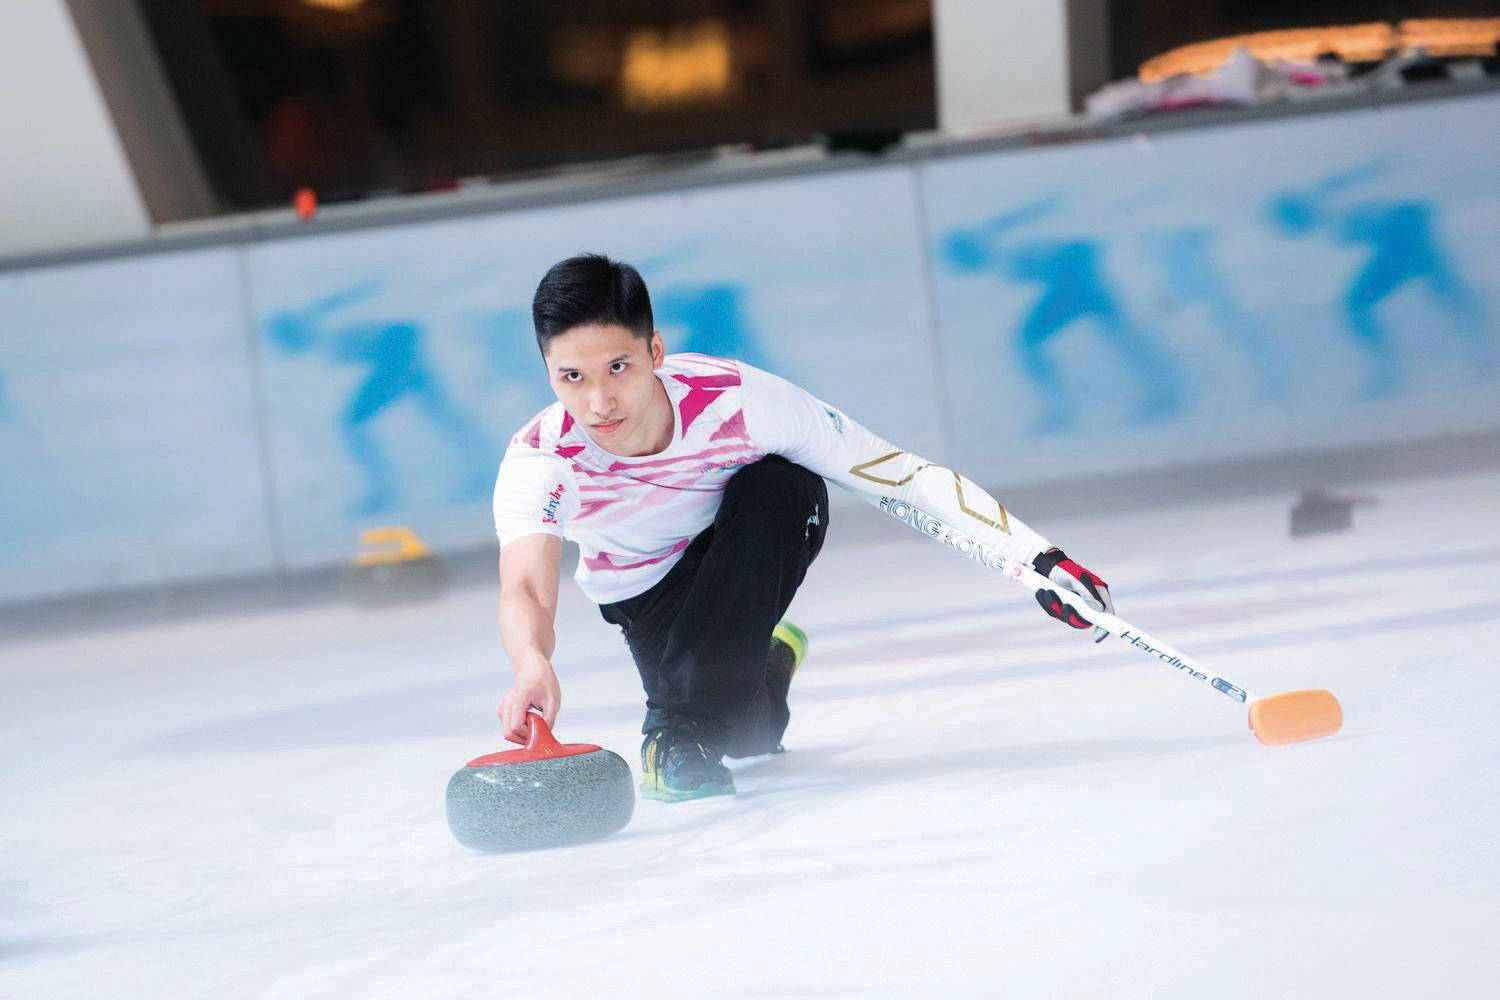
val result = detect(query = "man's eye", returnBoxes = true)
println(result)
[610,361,627,373]
[564,372,581,382]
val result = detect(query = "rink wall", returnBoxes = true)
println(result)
[4,88,1500,603]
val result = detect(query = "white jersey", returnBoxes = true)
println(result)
[492,354,1052,604]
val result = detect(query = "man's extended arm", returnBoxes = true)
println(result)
[740,363,1114,637]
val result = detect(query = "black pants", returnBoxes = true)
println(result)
[599,456,829,758]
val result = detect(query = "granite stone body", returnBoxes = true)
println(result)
[445,749,635,852]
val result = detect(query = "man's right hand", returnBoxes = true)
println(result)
[1031,547,1114,643]
[497,660,561,745]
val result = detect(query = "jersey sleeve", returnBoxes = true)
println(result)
[492,444,580,548]
[739,363,1053,568]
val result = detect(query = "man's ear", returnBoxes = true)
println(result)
[650,330,665,368]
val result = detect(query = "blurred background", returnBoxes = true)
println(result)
[3,0,1498,617]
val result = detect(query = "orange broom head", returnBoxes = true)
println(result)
[1249,689,1343,746]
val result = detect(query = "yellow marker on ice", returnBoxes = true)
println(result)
[354,526,429,567]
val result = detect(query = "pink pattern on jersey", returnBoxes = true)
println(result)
[517,414,544,450]
[612,482,685,516]
[575,496,626,519]
[709,409,747,443]
[583,537,692,573]
[622,449,763,486]
[570,464,762,537]
[572,464,645,488]
[649,452,764,489]
[496,354,768,601]
[606,442,750,473]
[673,372,741,433]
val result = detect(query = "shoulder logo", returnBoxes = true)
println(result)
[825,408,845,434]
[541,482,566,524]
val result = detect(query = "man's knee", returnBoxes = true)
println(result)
[717,457,829,561]
[725,455,823,500]
[722,457,826,520]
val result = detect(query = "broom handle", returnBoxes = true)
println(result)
[864,494,1262,706]
[1003,560,1261,705]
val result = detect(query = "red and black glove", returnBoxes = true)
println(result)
[1031,548,1113,642]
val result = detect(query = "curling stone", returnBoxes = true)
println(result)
[446,714,634,852]
[347,526,447,606]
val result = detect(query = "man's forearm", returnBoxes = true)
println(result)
[498,586,557,674]
[835,449,1052,568]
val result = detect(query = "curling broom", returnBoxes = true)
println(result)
[1005,560,1342,745]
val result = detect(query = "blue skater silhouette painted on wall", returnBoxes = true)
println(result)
[475,307,555,400]
[653,282,772,369]
[481,249,772,387]
[1147,226,1286,400]
[0,371,39,439]
[941,198,1183,433]
[1269,164,1493,398]
[267,282,492,516]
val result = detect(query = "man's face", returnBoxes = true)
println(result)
[544,323,668,455]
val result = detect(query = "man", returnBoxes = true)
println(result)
[493,254,1113,802]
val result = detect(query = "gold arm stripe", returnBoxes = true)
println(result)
[849,451,928,488]
[953,473,1011,534]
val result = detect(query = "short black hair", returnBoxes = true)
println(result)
[532,253,654,355]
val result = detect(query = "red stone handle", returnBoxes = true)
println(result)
[523,712,564,754]
[464,712,602,767]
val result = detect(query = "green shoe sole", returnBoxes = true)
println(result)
[772,620,809,673]
[639,779,736,803]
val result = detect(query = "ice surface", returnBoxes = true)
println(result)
[4,470,1499,999]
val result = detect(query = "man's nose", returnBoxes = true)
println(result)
[589,388,615,416]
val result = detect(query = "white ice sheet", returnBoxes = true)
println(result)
[4,470,1499,998]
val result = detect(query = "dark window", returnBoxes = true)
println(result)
[140,0,935,212]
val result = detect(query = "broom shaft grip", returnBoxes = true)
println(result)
[1005,561,1261,705]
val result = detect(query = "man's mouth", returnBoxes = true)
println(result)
[592,418,624,434]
